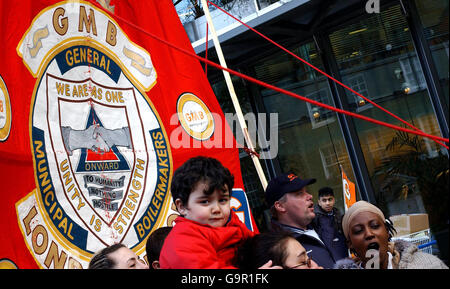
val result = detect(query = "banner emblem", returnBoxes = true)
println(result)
[15,1,172,268]
[177,92,215,140]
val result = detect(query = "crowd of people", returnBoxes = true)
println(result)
[88,156,448,270]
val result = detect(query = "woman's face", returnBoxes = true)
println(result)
[283,238,321,269]
[347,211,389,268]
[108,247,149,269]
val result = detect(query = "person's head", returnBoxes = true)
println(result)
[342,201,396,268]
[235,232,321,269]
[145,226,172,269]
[88,243,149,269]
[171,156,234,227]
[265,173,316,229]
[318,187,335,213]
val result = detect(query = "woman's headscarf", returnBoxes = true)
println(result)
[342,201,385,239]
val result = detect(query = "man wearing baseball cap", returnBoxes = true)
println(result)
[265,173,336,268]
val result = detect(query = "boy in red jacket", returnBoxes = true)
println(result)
[159,156,255,269]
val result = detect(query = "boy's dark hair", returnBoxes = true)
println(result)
[170,156,234,206]
[88,243,126,269]
[318,187,334,198]
[146,226,172,269]
[234,231,294,269]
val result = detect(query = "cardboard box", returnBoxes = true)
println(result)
[390,214,429,237]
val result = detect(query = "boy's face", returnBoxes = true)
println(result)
[318,195,335,213]
[176,181,231,227]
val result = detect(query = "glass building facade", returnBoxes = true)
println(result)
[178,0,449,263]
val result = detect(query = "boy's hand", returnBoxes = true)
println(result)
[258,260,282,269]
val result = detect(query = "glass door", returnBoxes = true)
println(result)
[328,5,448,237]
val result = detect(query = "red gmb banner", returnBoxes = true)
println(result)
[0,0,256,269]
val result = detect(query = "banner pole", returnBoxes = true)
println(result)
[200,0,268,190]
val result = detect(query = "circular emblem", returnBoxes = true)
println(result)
[0,75,12,141]
[177,92,215,140]
[28,41,172,260]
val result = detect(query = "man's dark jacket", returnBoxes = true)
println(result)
[270,219,336,269]
[312,204,349,261]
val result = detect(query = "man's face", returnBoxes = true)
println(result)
[176,181,231,228]
[318,195,335,213]
[277,187,315,229]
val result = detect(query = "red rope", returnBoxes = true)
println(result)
[239,145,261,158]
[86,0,449,146]
[206,0,448,149]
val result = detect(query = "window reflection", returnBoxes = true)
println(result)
[415,0,449,108]
[329,5,448,235]
[253,42,355,211]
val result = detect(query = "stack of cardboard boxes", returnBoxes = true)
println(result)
[390,213,429,237]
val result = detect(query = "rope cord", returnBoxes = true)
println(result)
[206,0,448,149]
[86,0,449,146]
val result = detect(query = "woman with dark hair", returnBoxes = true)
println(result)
[235,231,322,269]
[341,201,448,269]
[88,243,149,269]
